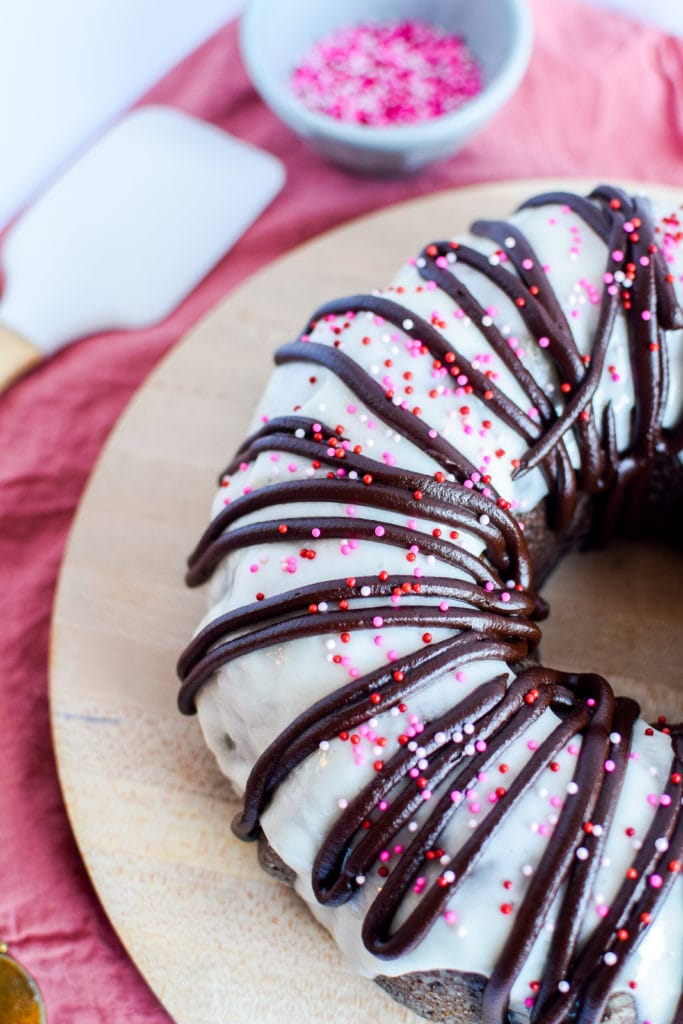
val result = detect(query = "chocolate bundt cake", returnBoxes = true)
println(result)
[177,185,683,1024]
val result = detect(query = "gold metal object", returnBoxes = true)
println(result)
[0,941,46,1024]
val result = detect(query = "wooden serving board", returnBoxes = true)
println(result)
[50,181,683,1024]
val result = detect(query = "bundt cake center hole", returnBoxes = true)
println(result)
[539,539,683,723]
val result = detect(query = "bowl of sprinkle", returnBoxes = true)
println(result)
[239,0,533,175]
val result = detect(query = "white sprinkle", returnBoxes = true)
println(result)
[465,744,476,757]
[418,758,429,770]
[489,254,500,266]
[443,870,456,883]
[609,732,622,745]
[505,236,516,248]
[295,428,305,438]
[402,318,414,331]
[655,837,670,853]
[355,875,366,885]
[325,639,336,650]
[558,980,570,994]
[318,602,328,612]
[576,847,590,861]
[603,952,618,967]
[567,782,579,795]
[481,315,493,327]
[479,514,490,526]
[319,740,330,751]
[408,741,418,752]
[360,585,371,596]
[592,824,604,838]
[416,258,427,268]
[338,798,348,809]
[435,732,447,745]
[408,821,418,832]
[464,723,475,735]
[522,864,534,877]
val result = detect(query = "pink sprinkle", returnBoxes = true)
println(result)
[311,528,321,538]
[375,525,386,537]
[604,759,616,773]
[612,249,624,262]
[291,20,483,127]
[649,874,663,889]
[444,910,457,925]
[538,336,550,348]
[641,310,652,321]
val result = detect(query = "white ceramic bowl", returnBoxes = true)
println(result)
[239,0,533,175]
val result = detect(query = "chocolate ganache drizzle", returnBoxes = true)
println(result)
[178,187,683,1024]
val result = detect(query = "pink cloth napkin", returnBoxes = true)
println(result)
[1,2,682,1020]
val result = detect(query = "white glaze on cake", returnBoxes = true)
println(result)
[189,192,683,1023]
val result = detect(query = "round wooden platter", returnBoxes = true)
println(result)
[51,180,683,1024]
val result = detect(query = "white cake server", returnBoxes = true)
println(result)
[0,104,285,391]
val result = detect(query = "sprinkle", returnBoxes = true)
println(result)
[290,20,483,127]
